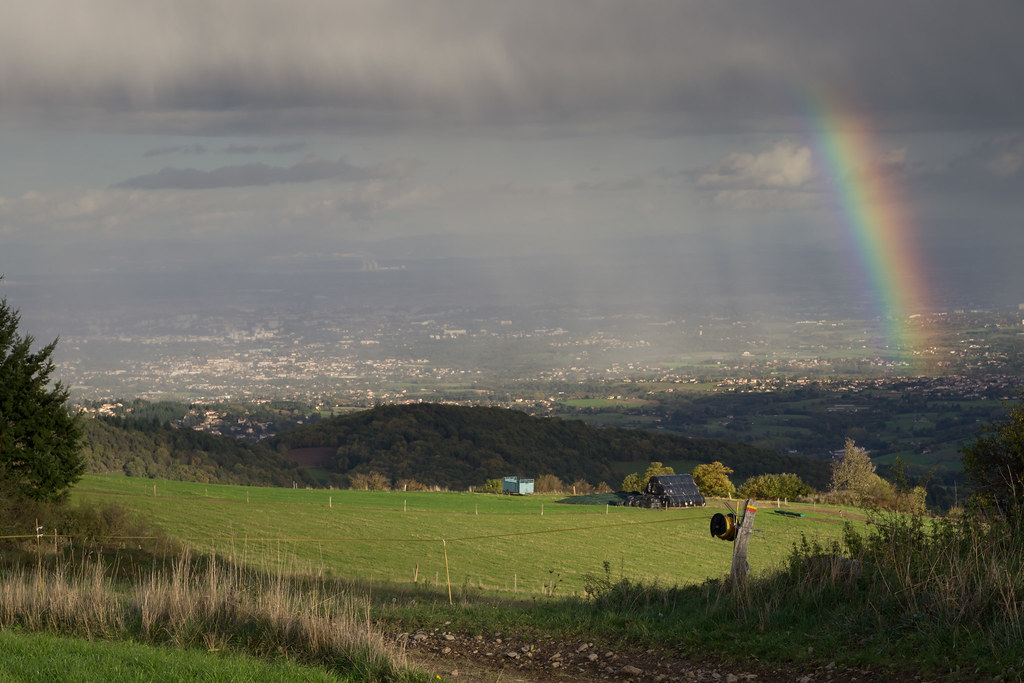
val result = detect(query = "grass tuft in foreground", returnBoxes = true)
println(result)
[0,551,429,683]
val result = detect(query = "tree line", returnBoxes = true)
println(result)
[268,402,832,490]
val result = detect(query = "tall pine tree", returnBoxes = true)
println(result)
[0,291,83,502]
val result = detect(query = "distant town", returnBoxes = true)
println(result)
[56,300,1024,410]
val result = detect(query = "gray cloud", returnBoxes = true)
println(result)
[113,157,398,190]
[222,142,306,154]
[2,1,1022,135]
[687,139,918,210]
[221,144,260,155]
[914,135,1024,198]
[695,141,814,191]
[143,144,207,157]
[265,142,308,154]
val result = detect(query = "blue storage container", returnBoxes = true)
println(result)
[502,476,535,495]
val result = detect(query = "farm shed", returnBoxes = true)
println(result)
[502,476,534,495]
[644,474,706,507]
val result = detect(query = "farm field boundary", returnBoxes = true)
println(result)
[69,475,860,596]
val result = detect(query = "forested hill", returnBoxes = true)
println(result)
[82,416,316,488]
[267,403,830,490]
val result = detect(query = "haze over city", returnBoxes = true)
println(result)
[3,1,1023,354]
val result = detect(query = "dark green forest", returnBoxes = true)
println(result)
[81,416,315,488]
[266,403,831,490]
[79,402,831,491]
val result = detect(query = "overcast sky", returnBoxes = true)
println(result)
[2,1,1023,321]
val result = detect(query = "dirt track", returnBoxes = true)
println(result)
[400,628,903,682]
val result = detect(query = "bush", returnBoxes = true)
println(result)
[692,461,735,498]
[479,478,502,493]
[620,462,674,493]
[620,472,644,493]
[738,472,813,499]
[962,400,1024,514]
[534,474,564,493]
[570,479,594,495]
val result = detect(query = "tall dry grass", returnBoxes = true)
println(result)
[574,506,1024,676]
[848,508,1024,641]
[0,550,425,682]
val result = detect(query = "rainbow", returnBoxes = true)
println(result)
[807,95,932,370]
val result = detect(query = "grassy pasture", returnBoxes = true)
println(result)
[560,398,649,408]
[72,475,858,597]
[0,629,350,683]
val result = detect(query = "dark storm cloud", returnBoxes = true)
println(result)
[3,1,1022,135]
[113,157,395,190]
[913,135,1024,198]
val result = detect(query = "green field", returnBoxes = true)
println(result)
[72,474,858,596]
[560,397,649,408]
[0,629,350,683]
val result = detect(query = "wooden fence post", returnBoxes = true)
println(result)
[731,500,758,586]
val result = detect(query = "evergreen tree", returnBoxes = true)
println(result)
[0,292,83,502]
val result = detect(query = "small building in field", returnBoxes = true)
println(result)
[644,474,706,507]
[502,476,535,495]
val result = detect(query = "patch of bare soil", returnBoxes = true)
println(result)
[397,628,903,683]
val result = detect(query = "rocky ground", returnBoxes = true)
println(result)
[399,626,908,683]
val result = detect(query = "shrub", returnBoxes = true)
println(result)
[534,474,564,493]
[738,472,813,500]
[479,478,502,493]
[620,462,674,493]
[570,479,594,495]
[692,461,735,498]
[961,400,1024,514]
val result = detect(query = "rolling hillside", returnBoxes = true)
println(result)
[266,403,830,489]
[81,416,316,488]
